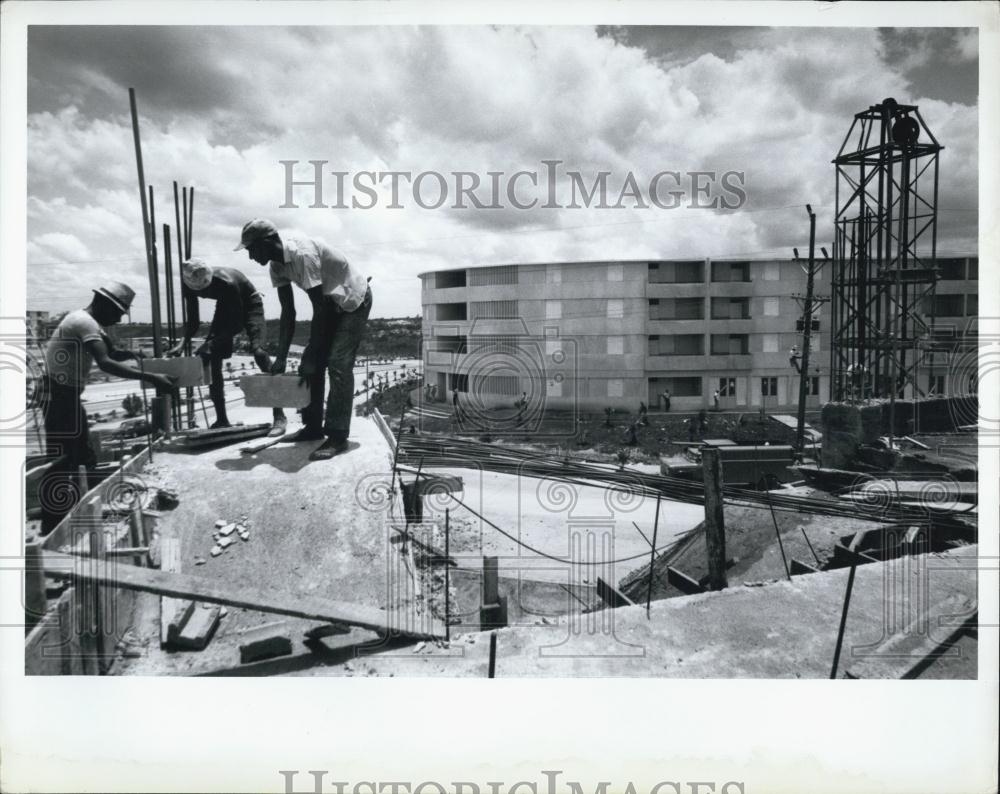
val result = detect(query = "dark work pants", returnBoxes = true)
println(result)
[301,287,372,440]
[39,378,95,534]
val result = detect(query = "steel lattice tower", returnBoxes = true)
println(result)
[831,98,943,403]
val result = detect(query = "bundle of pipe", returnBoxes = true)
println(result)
[396,432,969,527]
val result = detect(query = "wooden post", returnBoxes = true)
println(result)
[701,446,727,590]
[444,508,450,643]
[24,539,48,629]
[174,182,195,428]
[796,205,817,451]
[488,631,497,678]
[830,565,857,679]
[148,185,163,358]
[645,493,661,615]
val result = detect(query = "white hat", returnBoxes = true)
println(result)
[181,258,213,291]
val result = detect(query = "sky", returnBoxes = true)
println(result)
[25,25,979,322]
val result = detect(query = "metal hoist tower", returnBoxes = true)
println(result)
[831,98,943,403]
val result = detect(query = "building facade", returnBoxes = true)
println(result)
[419,257,978,412]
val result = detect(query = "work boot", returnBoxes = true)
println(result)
[284,426,325,443]
[309,438,350,460]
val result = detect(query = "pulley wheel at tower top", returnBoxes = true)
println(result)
[892,116,920,145]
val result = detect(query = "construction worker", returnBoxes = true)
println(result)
[236,219,372,459]
[661,388,671,412]
[166,258,286,435]
[39,282,177,534]
[789,345,801,374]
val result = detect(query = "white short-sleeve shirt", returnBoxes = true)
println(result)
[269,236,368,311]
[44,309,104,387]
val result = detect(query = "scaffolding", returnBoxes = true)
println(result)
[831,98,943,405]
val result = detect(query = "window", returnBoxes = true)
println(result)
[929,375,945,396]
[607,336,624,355]
[763,297,779,316]
[607,264,624,282]
[719,377,736,396]
[650,334,703,356]
[648,261,703,284]
[657,376,702,397]
[937,259,966,281]
[967,294,979,316]
[607,379,623,398]
[650,298,704,320]
[796,318,821,332]
[436,302,467,321]
[762,334,778,353]
[932,295,964,317]
[435,270,467,289]
[470,300,517,319]
[763,262,780,281]
[469,266,517,286]
[711,261,750,282]
[809,377,820,396]
[711,297,750,319]
[711,334,748,355]
[607,299,624,319]
[546,300,562,320]
[968,258,978,280]
[448,373,469,392]
[809,336,820,353]
[547,265,562,284]
[481,375,520,395]
[761,377,778,397]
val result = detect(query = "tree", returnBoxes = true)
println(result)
[122,394,143,418]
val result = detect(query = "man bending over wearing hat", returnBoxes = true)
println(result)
[166,258,287,435]
[236,219,372,460]
[39,282,177,534]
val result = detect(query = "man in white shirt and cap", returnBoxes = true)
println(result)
[167,258,286,435]
[40,281,177,533]
[235,219,372,460]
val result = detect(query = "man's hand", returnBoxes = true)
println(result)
[269,356,287,375]
[164,342,185,358]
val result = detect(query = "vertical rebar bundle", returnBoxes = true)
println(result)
[831,98,942,404]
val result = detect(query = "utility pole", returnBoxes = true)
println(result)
[796,205,817,452]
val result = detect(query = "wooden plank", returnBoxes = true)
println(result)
[239,375,311,408]
[57,589,83,675]
[159,537,193,648]
[596,576,637,608]
[667,566,706,594]
[184,424,271,449]
[41,551,443,640]
[790,559,820,576]
[41,446,152,552]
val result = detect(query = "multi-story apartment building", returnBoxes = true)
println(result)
[419,257,978,412]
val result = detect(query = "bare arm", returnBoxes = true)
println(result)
[86,338,175,391]
[269,284,296,373]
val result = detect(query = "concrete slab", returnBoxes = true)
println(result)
[116,410,416,674]
[286,545,976,678]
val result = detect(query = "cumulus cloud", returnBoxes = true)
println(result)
[27,25,979,321]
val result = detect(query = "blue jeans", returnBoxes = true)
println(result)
[301,287,372,440]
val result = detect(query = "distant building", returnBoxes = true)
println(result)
[419,256,978,412]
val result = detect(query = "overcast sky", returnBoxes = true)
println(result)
[26,25,978,322]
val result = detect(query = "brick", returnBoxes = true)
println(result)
[170,603,221,650]
[239,374,311,408]
[140,357,210,387]
[239,621,293,663]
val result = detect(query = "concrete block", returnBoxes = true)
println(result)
[140,357,210,387]
[240,375,311,408]
[170,603,221,650]
[239,621,293,663]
